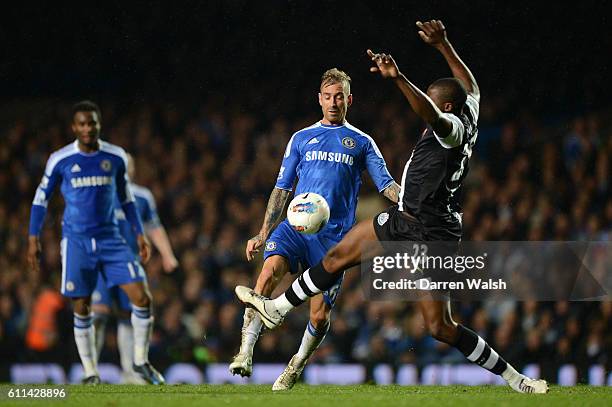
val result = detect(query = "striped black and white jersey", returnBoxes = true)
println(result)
[398,94,479,232]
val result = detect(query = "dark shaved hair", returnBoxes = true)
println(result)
[427,78,467,114]
[72,100,101,122]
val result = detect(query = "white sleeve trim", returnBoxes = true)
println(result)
[434,114,464,149]
[378,180,395,193]
[466,94,480,123]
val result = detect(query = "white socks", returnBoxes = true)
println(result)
[92,313,108,360]
[74,313,99,378]
[131,305,153,366]
[117,320,135,373]
[502,364,523,385]
[295,321,329,364]
[272,294,295,316]
[239,308,263,355]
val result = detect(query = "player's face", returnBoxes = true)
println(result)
[319,82,352,125]
[427,87,453,113]
[72,111,101,147]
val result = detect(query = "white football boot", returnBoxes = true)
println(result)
[229,352,253,377]
[509,375,549,394]
[235,286,284,329]
[272,355,306,391]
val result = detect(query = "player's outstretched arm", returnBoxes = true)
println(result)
[367,49,455,138]
[147,226,178,272]
[417,20,479,101]
[246,187,291,261]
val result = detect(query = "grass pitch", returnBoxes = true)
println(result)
[1,384,610,407]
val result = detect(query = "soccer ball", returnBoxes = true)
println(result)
[287,192,330,234]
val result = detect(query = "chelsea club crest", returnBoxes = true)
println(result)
[342,137,355,149]
[100,159,112,172]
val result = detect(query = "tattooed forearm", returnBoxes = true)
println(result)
[260,187,291,237]
[382,182,401,203]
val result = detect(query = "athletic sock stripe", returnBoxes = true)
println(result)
[491,358,507,375]
[303,271,320,294]
[74,313,93,329]
[291,279,308,301]
[483,348,500,370]
[132,306,151,319]
[298,276,314,297]
[284,287,304,307]
[307,321,330,338]
[476,345,492,366]
[467,336,486,362]
[132,309,150,316]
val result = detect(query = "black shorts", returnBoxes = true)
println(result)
[372,205,461,291]
[373,205,461,244]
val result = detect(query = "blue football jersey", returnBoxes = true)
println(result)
[275,121,393,238]
[114,183,161,254]
[31,140,138,238]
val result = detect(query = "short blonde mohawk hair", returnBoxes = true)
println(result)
[320,68,351,94]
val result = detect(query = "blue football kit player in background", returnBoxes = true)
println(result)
[230,69,401,390]
[92,153,178,384]
[27,101,165,385]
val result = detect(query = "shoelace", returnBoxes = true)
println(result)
[518,379,535,393]
[251,291,270,301]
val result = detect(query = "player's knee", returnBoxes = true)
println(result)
[323,245,350,273]
[309,309,331,333]
[428,319,457,344]
[130,289,151,308]
[72,298,91,315]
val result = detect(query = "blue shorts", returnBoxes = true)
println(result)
[92,274,133,312]
[60,235,145,298]
[263,220,344,307]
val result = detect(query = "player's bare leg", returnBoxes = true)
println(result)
[236,219,383,328]
[273,295,331,391]
[417,296,548,394]
[120,281,165,384]
[230,255,289,377]
[72,296,100,384]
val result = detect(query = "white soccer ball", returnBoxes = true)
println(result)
[287,192,330,234]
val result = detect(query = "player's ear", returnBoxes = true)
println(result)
[347,94,353,107]
[318,92,323,107]
[443,102,453,113]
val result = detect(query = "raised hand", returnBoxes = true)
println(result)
[416,20,448,48]
[245,233,265,261]
[367,49,400,79]
[137,234,151,264]
[27,236,41,273]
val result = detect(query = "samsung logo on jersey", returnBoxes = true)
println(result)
[304,151,354,165]
[71,176,113,188]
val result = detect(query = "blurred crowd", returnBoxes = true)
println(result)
[0,94,610,383]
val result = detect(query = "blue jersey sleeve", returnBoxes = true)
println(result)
[274,134,300,191]
[29,155,62,236]
[364,136,394,192]
[140,191,161,229]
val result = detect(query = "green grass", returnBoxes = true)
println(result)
[1,384,610,407]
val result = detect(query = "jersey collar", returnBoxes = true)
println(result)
[319,121,347,129]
